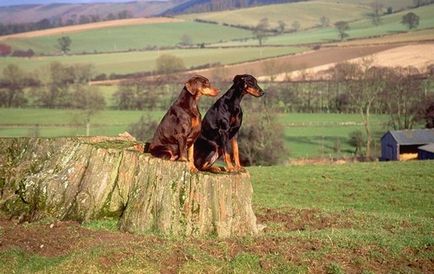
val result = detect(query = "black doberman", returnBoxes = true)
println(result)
[194,74,264,172]
[148,75,219,172]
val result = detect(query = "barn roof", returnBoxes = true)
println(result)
[383,129,434,145]
[418,143,434,153]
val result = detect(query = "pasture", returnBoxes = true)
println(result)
[0,108,388,159]
[0,46,306,75]
[1,161,433,272]
[211,4,434,47]
[179,0,370,30]
[2,21,253,55]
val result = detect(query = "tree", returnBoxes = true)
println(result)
[0,64,28,107]
[179,34,193,47]
[334,21,350,40]
[319,16,330,27]
[277,20,286,33]
[401,12,420,29]
[57,36,71,54]
[72,85,106,136]
[253,18,269,47]
[348,130,365,156]
[425,101,434,128]
[156,54,185,74]
[0,43,11,56]
[113,79,158,110]
[369,1,383,26]
[128,114,159,142]
[238,104,288,166]
[331,59,384,159]
[291,20,301,32]
[381,66,427,130]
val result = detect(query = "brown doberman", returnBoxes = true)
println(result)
[149,75,219,172]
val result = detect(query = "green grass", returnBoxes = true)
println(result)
[211,4,434,47]
[0,108,387,158]
[250,161,434,216]
[278,113,387,158]
[179,1,370,30]
[0,46,306,75]
[4,21,253,54]
[1,161,433,272]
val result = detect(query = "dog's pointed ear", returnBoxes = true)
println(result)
[185,78,198,95]
[233,75,244,83]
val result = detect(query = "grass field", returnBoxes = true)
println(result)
[0,108,388,159]
[1,161,433,272]
[179,0,370,30]
[0,46,306,75]
[211,4,434,47]
[3,21,253,55]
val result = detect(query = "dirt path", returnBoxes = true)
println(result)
[0,17,183,40]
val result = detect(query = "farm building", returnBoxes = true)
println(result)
[380,129,434,161]
[418,144,434,160]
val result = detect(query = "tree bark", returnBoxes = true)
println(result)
[0,137,258,238]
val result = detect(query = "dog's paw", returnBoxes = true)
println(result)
[189,165,199,173]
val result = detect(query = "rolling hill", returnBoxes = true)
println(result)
[0,0,419,25]
[0,1,184,24]
[179,1,371,30]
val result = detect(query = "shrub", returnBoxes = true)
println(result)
[238,105,288,166]
[128,115,159,142]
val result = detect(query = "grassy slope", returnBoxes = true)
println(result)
[0,46,305,75]
[0,108,388,158]
[212,4,434,46]
[3,21,253,54]
[1,161,433,272]
[179,0,370,29]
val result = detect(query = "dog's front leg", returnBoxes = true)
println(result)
[176,134,188,161]
[187,145,198,173]
[220,130,235,172]
[231,137,245,172]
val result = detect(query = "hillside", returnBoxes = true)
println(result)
[0,1,184,24]
[179,1,371,30]
[0,0,419,25]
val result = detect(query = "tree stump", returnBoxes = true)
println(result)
[0,137,258,238]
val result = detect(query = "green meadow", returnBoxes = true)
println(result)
[1,161,433,273]
[0,46,306,75]
[4,21,253,54]
[211,4,434,47]
[0,108,388,159]
[179,0,370,29]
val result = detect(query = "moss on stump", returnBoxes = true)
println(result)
[0,137,258,238]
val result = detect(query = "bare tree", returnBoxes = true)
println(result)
[156,54,186,74]
[334,21,350,40]
[291,20,301,32]
[179,34,193,47]
[253,18,269,47]
[370,1,384,26]
[381,66,426,129]
[319,16,330,27]
[277,20,286,33]
[331,59,384,159]
[57,36,71,55]
[0,64,29,107]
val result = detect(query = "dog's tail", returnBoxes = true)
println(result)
[144,142,151,153]
[148,144,176,160]
[194,136,219,170]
